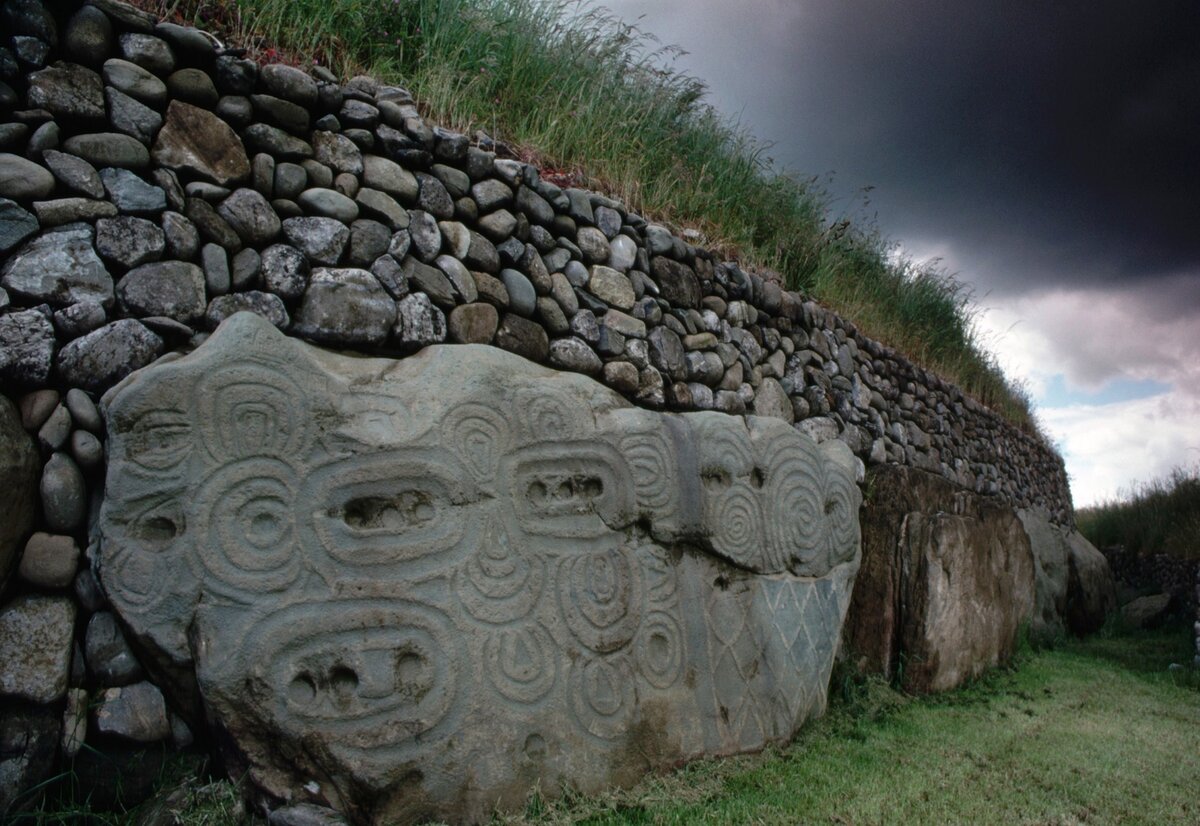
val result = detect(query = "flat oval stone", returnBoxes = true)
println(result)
[0,153,55,201]
[102,57,167,106]
[62,132,150,169]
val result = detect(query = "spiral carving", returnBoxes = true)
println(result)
[194,458,302,596]
[708,484,766,569]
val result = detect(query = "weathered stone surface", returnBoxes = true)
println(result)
[56,318,163,390]
[98,312,860,824]
[62,132,150,169]
[94,681,170,742]
[649,257,701,309]
[207,291,289,330]
[1018,509,1070,638]
[0,198,39,254]
[293,269,395,346]
[100,167,167,214]
[41,451,87,532]
[117,261,206,323]
[844,465,1034,693]
[447,302,498,344]
[0,307,56,384]
[0,596,75,703]
[1064,531,1116,635]
[282,217,348,266]
[218,187,281,245]
[96,215,165,268]
[0,396,38,590]
[27,62,105,121]
[152,100,251,186]
[393,292,446,346]
[1,225,113,307]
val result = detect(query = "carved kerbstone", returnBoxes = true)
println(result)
[99,312,861,824]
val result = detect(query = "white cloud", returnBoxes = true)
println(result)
[1042,391,1200,507]
[972,284,1200,508]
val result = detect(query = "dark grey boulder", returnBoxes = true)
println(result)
[166,67,218,107]
[100,167,166,214]
[0,153,55,201]
[0,198,38,253]
[244,123,312,160]
[40,451,86,533]
[64,6,114,66]
[261,63,318,108]
[102,57,167,106]
[55,318,163,390]
[261,243,311,300]
[282,216,348,266]
[62,132,150,169]
[33,197,118,226]
[0,307,56,384]
[52,300,107,340]
[1,224,113,307]
[96,215,165,269]
[118,32,175,75]
[153,100,251,186]
[94,681,170,742]
[27,62,105,120]
[206,292,289,330]
[85,612,143,686]
[105,86,163,145]
[293,268,395,346]
[217,187,281,245]
[42,149,104,199]
[117,260,206,323]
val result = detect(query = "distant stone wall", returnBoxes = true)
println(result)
[1101,546,1198,617]
[0,0,1072,818]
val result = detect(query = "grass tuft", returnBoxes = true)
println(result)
[147,0,1042,431]
[1077,464,1200,559]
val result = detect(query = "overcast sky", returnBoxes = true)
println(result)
[603,0,1200,507]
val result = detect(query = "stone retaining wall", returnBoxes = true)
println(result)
[0,0,1073,818]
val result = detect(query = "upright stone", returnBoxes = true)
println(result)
[97,312,862,824]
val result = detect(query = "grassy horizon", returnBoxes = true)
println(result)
[149,0,1043,433]
[1077,464,1200,559]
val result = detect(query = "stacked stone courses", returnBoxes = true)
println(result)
[0,0,1071,526]
[0,0,1073,813]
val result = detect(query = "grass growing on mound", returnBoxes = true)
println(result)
[156,0,1038,429]
[1077,465,1200,559]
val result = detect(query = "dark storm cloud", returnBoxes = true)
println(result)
[605,0,1200,300]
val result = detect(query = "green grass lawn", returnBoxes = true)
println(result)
[503,624,1200,826]
[19,626,1198,824]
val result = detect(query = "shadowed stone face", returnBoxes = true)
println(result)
[99,312,861,824]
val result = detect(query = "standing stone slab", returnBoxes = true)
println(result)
[843,465,1035,692]
[98,312,861,824]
